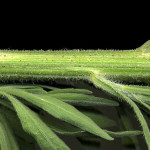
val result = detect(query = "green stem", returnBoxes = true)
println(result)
[0,41,150,84]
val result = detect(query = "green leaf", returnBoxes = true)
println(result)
[1,85,42,89]
[40,114,84,136]
[37,85,58,90]
[40,108,116,136]
[132,94,150,104]
[106,130,142,138]
[1,85,47,94]
[115,91,149,149]
[40,110,142,138]
[77,129,142,149]
[0,111,19,150]
[0,91,70,150]
[0,121,11,150]
[143,112,150,128]
[117,107,140,150]
[122,85,150,96]
[78,108,116,128]
[91,73,150,150]
[0,87,113,141]
[128,94,150,113]
[48,88,92,94]
[23,88,47,94]
[0,98,13,110]
[38,93,119,106]
[91,72,117,96]
[1,106,35,143]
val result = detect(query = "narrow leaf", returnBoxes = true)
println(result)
[122,85,150,96]
[1,106,35,143]
[0,112,19,150]
[91,74,150,150]
[0,99,13,110]
[132,94,150,104]
[0,87,113,141]
[128,94,150,112]
[48,88,92,94]
[40,108,116,136]
[40,111,142,138]
[39,93,119,106]
[0,121,11,150]
[0,91,70,150]
[79,108,116,128]
[23,88,47,94]
[105,130,142,138]
[117,107,140,150]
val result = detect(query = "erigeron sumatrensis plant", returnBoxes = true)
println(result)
[0,41,150,150]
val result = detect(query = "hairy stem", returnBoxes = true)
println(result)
[0,41,150,84]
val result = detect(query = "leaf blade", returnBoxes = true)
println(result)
[0,121,11,150]
[0,112,19,150]
[92,73,150,150]
[0,87,113,141]
[38,93,119,106]
[48,88,92,94]
[0,91,70,150]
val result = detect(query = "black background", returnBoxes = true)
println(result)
[0,2,149,50]
[0,16,149,50]
[0,30,149,50]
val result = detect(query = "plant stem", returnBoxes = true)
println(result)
[0,41,150,84]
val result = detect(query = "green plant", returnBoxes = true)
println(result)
[0,41,150,150]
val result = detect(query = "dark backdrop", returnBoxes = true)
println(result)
[0,24,149,50]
